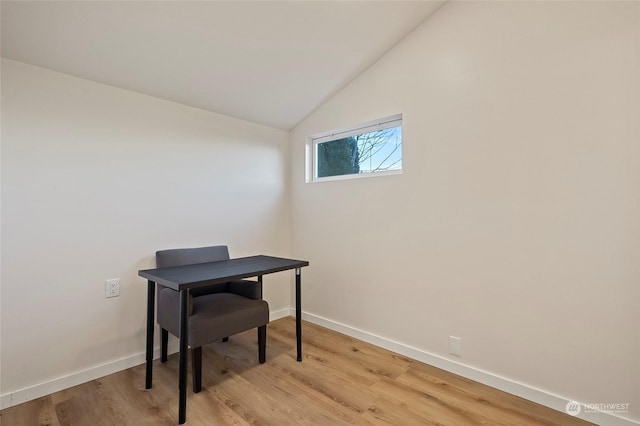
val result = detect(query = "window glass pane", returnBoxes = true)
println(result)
[316,125,402,179]
[317,137,361,178]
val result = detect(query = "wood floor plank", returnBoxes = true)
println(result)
[406,361,589,426]
[0,317,594,426]
[369,376,492,425]
[269,319,412,383]
[219,330,378,423]
[219,343,368,424]
[0,396,59,426]
[362,396,471,426]
[396,367,537,426]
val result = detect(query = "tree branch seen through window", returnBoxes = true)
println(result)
[316,126,402,179]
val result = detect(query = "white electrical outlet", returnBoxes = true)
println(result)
[449,336,462,357]
[105,278,120,298]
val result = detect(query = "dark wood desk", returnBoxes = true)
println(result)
[139,255,309,424]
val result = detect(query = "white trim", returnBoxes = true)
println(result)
[308,113,403,182]
[311,168,402,183]
[310,114,402,144]
[296,309,640,426]
[0,394,11,411]
[0,307,298,410]
[3,308,638,425]
[269,307,291,322]
[1,349,153,410]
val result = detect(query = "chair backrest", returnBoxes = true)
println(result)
[156,245,230,296]
[156,245,230,268]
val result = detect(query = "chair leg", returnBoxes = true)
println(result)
[161,328,169,363]
[192,347,202,393]
[222,337,229,342]
[258,325,266,364]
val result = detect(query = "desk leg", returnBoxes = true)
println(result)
[296,268,302,362]
[178,289,189,424]
[145,280,155,389]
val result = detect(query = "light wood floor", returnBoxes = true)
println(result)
[1,317,593,426]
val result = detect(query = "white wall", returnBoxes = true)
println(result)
[1,59,291,404]
[291,1,639,423]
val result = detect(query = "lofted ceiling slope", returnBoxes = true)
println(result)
[1,1,444,130]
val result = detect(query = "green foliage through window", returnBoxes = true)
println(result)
[317,137,360,178]
[314,120,402,180]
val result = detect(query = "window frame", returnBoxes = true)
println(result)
[307,113,403,183]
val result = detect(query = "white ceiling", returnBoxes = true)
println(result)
[1,1,444,130]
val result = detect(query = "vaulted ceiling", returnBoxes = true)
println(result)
[1,1,444,130]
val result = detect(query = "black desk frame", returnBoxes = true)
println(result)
[139,255,309,424]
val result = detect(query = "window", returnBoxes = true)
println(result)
[308,114,402,182]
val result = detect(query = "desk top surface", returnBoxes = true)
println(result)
[139,255,309,290]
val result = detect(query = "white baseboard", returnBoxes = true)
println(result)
[1,347,158,410]
[3,308,638,426]
[0,307,294,411]
[269,307,291,322]
[0,393,11,411]
[298,310,639,426]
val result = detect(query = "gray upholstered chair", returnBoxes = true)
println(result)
[156,245,269,393]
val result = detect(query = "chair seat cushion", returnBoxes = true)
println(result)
[189,293,269,348]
